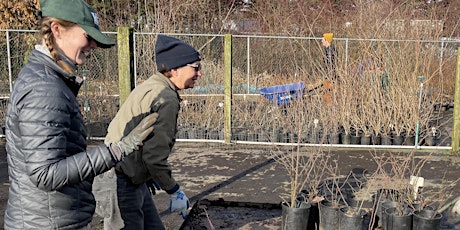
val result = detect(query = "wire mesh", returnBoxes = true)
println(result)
[0,29,458,146]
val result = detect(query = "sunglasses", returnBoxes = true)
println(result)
[186,64,201,72]
[83,33,95,43]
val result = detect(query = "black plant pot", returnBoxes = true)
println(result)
[385,207,413,230]
[403,135,415,146]
[412,209,442,230]
[269,128,282,142]
[176,129,187,139]
[319,200,340,230]
[289,132,299,143]
[361,135,371,145]
[280,132,290,143]
[380,201,400,229]
[186,128,197,139]
[208,130,220,140]
[340,133,350,144]
[247,132,259,142]
[381,135,392,145]
[296,190,320,230]
[329,133,340,144]
[410,202,434,212]
[196,128,207,139]
[338,207,366,230]
[281,201,311,230]
[350,135,360,144]
[309,133,319,144]
[258,131,269,142]
[392,135,404,145]
[372,135,381,145]
[425,135,437,146]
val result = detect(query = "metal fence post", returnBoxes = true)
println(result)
[224,34,233,144]
[117,26,135,105]
[452,47,460,153]
[6,30,12,93]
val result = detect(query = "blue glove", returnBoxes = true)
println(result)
[169,188,190,219]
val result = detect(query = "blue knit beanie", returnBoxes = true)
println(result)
[155,35,201,71]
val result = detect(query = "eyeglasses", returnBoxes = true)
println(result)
[186,64,201,72]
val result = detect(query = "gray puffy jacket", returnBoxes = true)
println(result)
[4,48,115,229]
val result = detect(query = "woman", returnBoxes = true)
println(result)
[4,0,157,229]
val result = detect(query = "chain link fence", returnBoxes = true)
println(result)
[1,29,459,147]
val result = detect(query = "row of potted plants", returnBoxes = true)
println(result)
[276,148,448,230]
[284,189,442,230]
[175,125,442,146]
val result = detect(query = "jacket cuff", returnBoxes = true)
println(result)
[105,145,120,164]
[165,183,180,194]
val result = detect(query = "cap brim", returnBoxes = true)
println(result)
[81,25,115,49]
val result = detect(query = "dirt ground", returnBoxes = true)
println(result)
[1,141,460,229]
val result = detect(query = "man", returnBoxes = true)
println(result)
[321,33,338,105]
[103,34,202,229]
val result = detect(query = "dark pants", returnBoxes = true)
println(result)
[117,174,165,230]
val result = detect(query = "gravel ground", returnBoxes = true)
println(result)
[1,139,460,229]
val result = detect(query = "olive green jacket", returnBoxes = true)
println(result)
[105,73,180,192]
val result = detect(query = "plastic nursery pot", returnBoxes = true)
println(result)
[385,207,413,230]
[281,201,311,230]
[380,135,392,145]
[296,190,320,230]
[425,135,436,146]
[403,135,415,146]
[319,199,340,230]
[410,202,434,212]
[338,207,366,230]
[350,135,360,144]
[372,189,400,223]
[413,209,442,230]
[360,135,371,145]
[372,134,381,145]
[392,134,404,145]
[380,201,400,230]
[340,133,351,144]
[329,133,340,144]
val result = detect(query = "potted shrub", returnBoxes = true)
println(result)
[317,155,349,230]
[274,146,325,229]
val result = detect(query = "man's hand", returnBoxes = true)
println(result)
[169,188,190,219]
[107,113,158,161]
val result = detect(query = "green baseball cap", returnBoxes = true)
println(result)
[40,0,115,48]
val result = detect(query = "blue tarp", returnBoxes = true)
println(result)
[259,82,305,105]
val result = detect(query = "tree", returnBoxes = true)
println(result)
[0,0,39,29]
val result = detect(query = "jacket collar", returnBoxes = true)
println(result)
[152,73,182,102]
[33,45,83,95]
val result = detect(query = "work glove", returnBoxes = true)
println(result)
[107,113,158,162]
[169,188,190,219]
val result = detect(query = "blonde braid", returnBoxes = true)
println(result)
[39,17,75,74]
